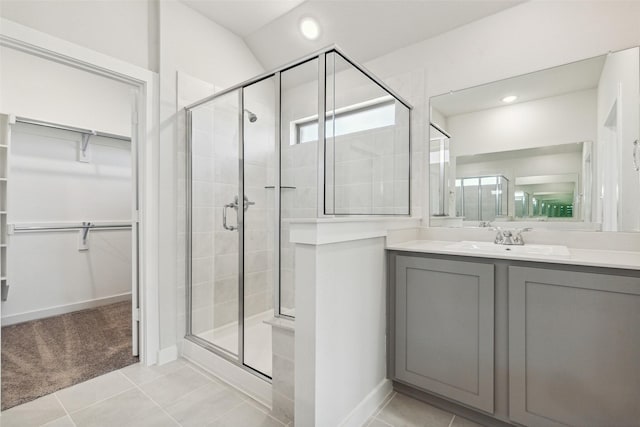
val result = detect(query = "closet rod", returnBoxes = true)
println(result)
[15,117,131,142]
[12,224,132,233]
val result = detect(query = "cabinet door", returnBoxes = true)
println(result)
[509,266,640,427]
[395,256,495,413]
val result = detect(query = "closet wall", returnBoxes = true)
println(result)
[1,123,132,325]
[0,46,134,326]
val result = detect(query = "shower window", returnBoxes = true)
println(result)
[294,99,396,145]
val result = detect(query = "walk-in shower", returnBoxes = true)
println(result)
[185,46,411,379]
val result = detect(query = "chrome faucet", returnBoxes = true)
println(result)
[494,227,531,245]
[494,227,513,245]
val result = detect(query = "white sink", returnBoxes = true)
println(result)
[444,241,571,257]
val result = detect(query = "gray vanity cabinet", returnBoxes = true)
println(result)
[508,266,640,427]
[394,256,495,413]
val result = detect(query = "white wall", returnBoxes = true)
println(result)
[0,46,133,136]
[448,90,597,157]
[362,0,640,221]
[3,123,132,325]
[0,0,156,71]
[295,236,389,427]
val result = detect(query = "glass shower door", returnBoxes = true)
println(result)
[187,82,275,378]
[242,77,276,377]
[189,90,241,359]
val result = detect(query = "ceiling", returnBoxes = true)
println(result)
[181,1,306,37]
[457,142,584,165]
[181,0,524,70]
[431,54,606,117]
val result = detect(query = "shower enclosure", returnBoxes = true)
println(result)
[455,175,509,222]
[185,46,411,379]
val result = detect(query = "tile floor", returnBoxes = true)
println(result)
[365,392,484,427]
[3,356,483,427]
[0,359,288,427]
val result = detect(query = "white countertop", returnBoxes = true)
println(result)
[386,240,640,271]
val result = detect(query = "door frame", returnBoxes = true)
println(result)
[0,19,160,369]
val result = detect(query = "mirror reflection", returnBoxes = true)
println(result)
[430,46,640,231]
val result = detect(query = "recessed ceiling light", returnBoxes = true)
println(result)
[502,95,518,103]
[300,17,320,40]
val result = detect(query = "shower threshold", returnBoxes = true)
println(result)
[196,310,273,378]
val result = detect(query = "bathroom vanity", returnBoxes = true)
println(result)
[386,240,640,427]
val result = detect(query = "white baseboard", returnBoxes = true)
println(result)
[1,293,132,326]
[157,345,179,365]
[181,338,272,408]
[339,379,393,427]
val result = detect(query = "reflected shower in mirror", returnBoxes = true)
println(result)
[429,46,640,232]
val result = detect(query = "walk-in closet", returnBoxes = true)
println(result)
[0,115,138,409]
[0,38,141,410]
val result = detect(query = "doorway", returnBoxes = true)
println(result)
[0,16,159,415]
[0,116,140,410]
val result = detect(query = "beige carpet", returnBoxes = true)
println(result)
[1,301,139,410]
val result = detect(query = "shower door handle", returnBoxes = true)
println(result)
[222,203,237,231]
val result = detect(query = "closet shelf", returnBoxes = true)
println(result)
[0,145,7,149]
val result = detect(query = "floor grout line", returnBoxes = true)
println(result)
[117,363,248,427]
[362,391,396,427]
[179,359,287,425]
[372,417,394,427]
[132,379,183,427]
[119,364,173,387]
[117,370,139,388]
[370,391,396,422]
[164,380,217,404]
[51,393,77,427]
[243,398,288,426]
[65,385,137,416]
[200,398,248,426]
[182,358,257,403]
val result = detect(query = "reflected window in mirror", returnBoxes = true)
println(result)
[429,46,639,232]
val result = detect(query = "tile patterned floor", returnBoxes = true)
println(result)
[3,357,483,427]
[0,359,288,427]
[365,392,485,427]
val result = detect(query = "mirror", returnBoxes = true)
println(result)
[430,46,640,231]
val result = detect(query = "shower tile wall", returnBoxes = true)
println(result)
[190,103,226,335]
[280,141,318,314]
[279,60,320,316]
[381,69,426,219]
[243,88,276,322]
[331,103,410,215]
